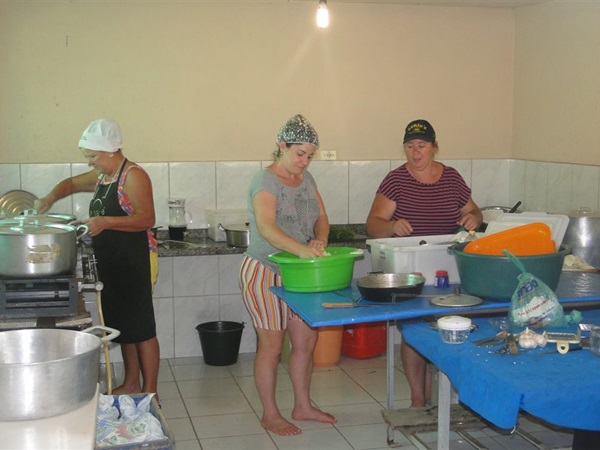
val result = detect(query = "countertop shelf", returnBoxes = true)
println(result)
[156,231,368,257]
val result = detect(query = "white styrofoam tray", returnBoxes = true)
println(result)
[366,234,459,285]
[485,212,570,249]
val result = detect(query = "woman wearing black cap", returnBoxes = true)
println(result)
[366,119,482,407]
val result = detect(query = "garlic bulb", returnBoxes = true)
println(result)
[518,327,543,349]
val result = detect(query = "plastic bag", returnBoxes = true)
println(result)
[505,250,566,329]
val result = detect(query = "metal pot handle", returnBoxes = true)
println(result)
[218,223,225,232]
[75,224,89,241]
[81,325,121,343]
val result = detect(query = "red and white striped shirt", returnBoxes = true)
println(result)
[377,164,472,236]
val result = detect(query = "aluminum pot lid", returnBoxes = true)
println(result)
[0,190,37,219]
[17,211,77,224]
[0,221,75,235]
[430,294,482,308]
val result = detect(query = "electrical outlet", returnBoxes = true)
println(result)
[320,150,337,160]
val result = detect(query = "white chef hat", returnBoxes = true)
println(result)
[78,118,122,152]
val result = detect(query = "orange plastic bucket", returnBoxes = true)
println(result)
[313,326,343,367]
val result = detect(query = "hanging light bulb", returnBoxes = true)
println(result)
[316,0,329,29]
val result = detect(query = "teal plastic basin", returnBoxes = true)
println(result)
[449,243,570,301]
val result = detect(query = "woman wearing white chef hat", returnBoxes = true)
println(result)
[36,118,160,398]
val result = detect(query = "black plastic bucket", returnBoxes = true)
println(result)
[196,321,245,366]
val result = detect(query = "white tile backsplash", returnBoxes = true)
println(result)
[173,256,219,297]
[348,161,391,224]
[471,159,510,208]
[215,162,260,211]
[4,157,600,222]
[547,162,573,213]
[169,162,217,228]
[0,164,20,200]
[571,164,600,213]
[309,160,349,224]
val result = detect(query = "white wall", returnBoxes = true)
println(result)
[0,1,514,163]
[513,2,600,165]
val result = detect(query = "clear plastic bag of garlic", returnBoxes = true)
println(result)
[518,327,548,349]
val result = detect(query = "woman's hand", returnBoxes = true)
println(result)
[83,216,108,237]
[457,213,481,232]
[391,219,413,237]
[33,197,53,214]
[298,244,326,258]
[308,239,327,249]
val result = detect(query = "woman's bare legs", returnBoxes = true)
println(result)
[288,318,337,425]
[401,339,431,407]
[111,337,160,399]
[254,327,301,435]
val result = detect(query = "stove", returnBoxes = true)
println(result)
[0,245,101,320]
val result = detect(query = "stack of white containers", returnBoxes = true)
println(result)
[366,212,570,286]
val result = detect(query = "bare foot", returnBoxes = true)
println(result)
[110,384,142,396]
[292,406,337,424]
[261,416,302,436]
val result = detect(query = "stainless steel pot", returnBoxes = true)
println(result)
[0,325,120,421]
[0,218,88,277]
[219,223,250,247]
[563,207,600,268]
[356,273,426,302]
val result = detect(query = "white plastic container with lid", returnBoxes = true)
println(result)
[437,316,472,344]
[485,212,570,250]
[366,234,459,285]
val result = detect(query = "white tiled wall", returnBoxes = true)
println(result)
[5,159,599,226]
[8,158,600,358]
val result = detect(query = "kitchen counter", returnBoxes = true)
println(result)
[156,227,368,257]
[0,385,98,449]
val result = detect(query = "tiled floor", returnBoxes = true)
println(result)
[108,346,575,450]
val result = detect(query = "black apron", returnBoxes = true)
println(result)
[90,159,156,343]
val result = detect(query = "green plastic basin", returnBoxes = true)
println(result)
[268,247,364,293]
[449,243,570,301]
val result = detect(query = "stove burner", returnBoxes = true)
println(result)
[0,275,80,319]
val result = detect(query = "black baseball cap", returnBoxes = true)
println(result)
[403,119,436,143]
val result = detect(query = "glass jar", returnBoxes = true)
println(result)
[437,316,471,344]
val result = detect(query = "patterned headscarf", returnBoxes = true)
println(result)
[276,114,319,147]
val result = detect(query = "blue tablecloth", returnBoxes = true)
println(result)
[272,272,600,328]
[401,309,600,431]
[272,271,600,431]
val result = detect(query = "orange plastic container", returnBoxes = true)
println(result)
[313,326,344,367]
[342,322,387,359]
[464,223,555,256]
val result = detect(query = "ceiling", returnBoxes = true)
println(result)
[327,0,548,8]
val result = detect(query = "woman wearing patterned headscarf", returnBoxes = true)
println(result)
[238,114,335,436]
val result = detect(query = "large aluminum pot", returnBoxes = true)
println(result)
[356,273,426,302]
[219,223,250,247]
[0,218,88,277]
[0,325,120,421]
[563,207,600,268]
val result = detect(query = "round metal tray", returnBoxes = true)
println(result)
[0,190,38,218]
[430,293,483,308]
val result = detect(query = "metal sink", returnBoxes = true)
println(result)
[158,240,210,249]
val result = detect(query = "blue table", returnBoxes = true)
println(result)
[271,271,600,448]
[401,309,600,432]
